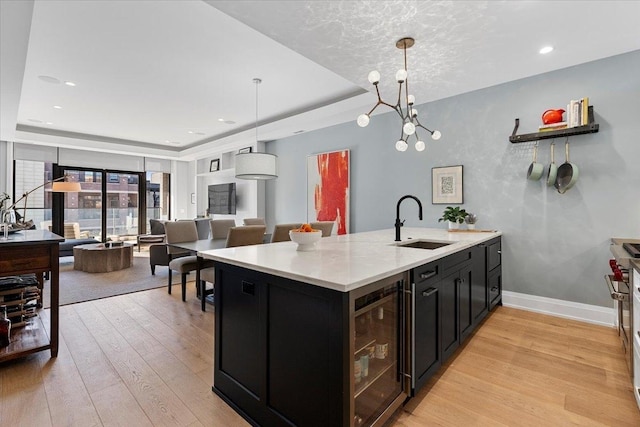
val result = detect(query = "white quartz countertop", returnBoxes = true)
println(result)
[198,228,502,292]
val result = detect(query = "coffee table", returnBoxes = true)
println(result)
[73,242,134,273]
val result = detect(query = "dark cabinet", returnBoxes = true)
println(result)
[411,237,502,395]
[213,262,407,427]
[486,237,502,310]
[412,261,441,394]
[470,244,488,325]
[439,268,461,360]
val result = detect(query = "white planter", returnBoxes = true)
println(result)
[448,221,459,230]
[467,223,476,230]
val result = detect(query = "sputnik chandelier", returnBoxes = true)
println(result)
[357,37,441,152]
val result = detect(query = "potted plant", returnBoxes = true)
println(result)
[438,206,468,230]
[465,213,478,230]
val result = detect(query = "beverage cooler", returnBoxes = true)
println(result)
[350,274,409,427]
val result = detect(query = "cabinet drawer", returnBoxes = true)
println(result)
[412,260,440,286]
[442,249,472,274]
[487,239,502,272]
[0,246,51,273]
[488,271,501,309]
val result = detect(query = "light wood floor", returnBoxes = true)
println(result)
[1,285,639,426]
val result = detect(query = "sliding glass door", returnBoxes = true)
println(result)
[61,168,142,241]
[106,172,139,238]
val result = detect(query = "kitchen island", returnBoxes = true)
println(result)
[199,228,502,427]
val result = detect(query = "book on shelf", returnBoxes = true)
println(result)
[566,97,590,127]
[539,121,567,130]
[581,96,589,125]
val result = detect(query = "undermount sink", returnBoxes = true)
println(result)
[395,240,453,250]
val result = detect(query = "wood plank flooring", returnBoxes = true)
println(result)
[1,285,639,426]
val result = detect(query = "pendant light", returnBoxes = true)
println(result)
[357,37,441,152]
[235,78,278,180]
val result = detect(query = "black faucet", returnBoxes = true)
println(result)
[395,195,423,241]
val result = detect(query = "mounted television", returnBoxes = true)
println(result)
[208,183,236,215]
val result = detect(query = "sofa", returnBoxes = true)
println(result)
[59,238,100,257]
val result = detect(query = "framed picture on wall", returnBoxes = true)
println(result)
[306,149,350,235]
[238,147,252,154]
[209,159,220,172]
[432,165,463,204]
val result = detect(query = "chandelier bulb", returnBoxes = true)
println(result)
[415,140,426,152]
[410,108,418,117]
[357,114,370,127]
[431,130,442,140]
[368,70,380,85]
[407,94,415,105]
[403,122,416,135]
[395,69,407,83]
[395,140,408,152]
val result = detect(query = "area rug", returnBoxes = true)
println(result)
[42,252,171,307]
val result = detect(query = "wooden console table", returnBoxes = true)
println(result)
[0,230,63,363]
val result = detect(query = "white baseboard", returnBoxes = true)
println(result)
[502,291,617,328]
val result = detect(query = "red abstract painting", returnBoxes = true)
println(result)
[307,149,349,235]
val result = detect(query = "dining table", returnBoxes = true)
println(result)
[167,233,272,311]
[166,238,227,311]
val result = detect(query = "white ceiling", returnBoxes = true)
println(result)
[2,0,639,160]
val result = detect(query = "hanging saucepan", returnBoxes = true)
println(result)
[527,144,544,181]
[546,142,557,186]
[554,140,579,194]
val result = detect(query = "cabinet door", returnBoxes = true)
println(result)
[458,264,473,343]
[440,271,459,361]
[489,270,502,310]
[217,269,263,397]
[413,281,440,394]
[471,244,488,325]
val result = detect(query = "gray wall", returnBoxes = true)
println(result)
[266,50,640,308]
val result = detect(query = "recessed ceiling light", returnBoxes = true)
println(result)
[64,81,76,87]
[187,130,194,134]
[539,46,554,54]
[46,122,53,125]
[38,75,60,84]
[28,118,43,123]
[53,105,62,109]
[218,118,225,122]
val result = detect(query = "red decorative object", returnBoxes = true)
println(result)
[542,109,565,125]
[308,150,350,235]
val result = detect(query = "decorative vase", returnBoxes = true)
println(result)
[467,224,476,230]
[448,221,459,230]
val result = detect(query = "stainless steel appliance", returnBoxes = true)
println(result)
[632,265,640,408]
[351,277,408,426]
[606,265,632,373]
[607,241,637,377]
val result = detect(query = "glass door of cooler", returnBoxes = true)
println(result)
[352,279,405,427]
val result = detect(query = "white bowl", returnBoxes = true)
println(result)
[289,230,322,251]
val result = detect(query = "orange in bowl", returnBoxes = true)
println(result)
[289,228,322,251]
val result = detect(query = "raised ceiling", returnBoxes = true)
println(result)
[2,1,639,159]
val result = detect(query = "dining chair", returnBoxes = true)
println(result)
[226,225,267,247]
[164,220,200,302]
[210,219,236,239]
[199,224,267,310]
[194,218,211,239]
[271,223,303,243]
[310,221,334,237]
[243,217,266,226]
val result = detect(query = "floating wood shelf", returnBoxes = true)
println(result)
[509,105,599,143]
